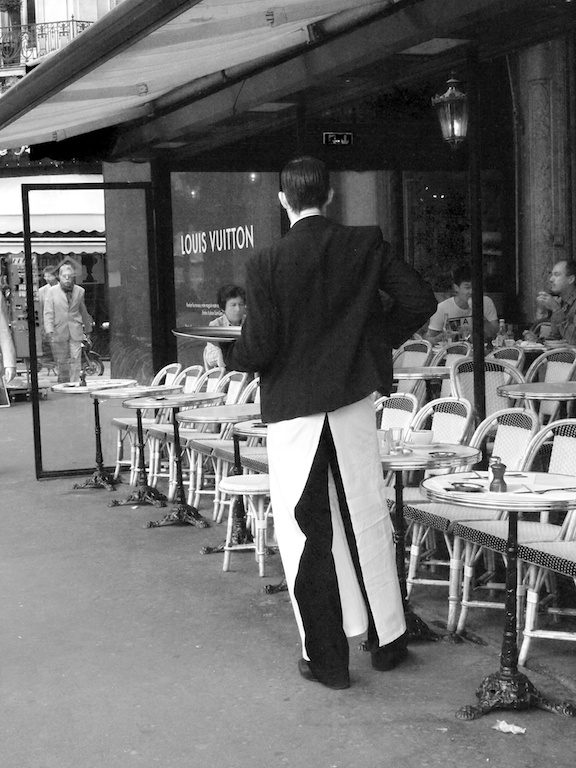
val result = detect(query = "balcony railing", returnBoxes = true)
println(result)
[0,19,94,67]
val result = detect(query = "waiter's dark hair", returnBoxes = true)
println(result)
[217,283,246,310]
[280,156,330,213]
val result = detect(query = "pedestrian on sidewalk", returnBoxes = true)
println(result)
[43,263,93,383]
[0,290,16,385]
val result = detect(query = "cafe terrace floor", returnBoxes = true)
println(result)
[1,396,575,768]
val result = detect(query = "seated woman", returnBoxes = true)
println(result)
[204,284,246,369]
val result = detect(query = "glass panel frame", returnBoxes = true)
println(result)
[21,181,153,479]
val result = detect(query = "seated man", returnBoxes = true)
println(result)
[524,259,576,345]
[425,264,498,343]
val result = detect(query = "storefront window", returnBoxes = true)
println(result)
[171,171,280,366]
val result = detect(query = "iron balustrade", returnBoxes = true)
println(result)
[0,19,93,67]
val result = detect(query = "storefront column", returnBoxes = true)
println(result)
[516,37,573,320]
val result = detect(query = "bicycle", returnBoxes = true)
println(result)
[80,334,104,376]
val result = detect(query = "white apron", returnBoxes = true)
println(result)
[267,396,405,658]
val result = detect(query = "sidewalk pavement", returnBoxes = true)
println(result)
[1,394,576,768]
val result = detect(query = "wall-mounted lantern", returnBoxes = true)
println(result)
[431,73,468,149]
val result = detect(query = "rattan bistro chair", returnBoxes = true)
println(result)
[518,533,576,667]
[112,362,182,481]
[429,342,472,398]
[374,392,419,432]
[145,364,207,497]
[524,347,576,424]
[451,357,526,420]
[403,408,540,631]
[486,345,526,370]
[450,419,576,637]
[392,339,433,406]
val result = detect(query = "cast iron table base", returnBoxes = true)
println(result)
[73,395,120,491]
[201,432,252,554]
[109,407,167,509]
[147,406,210,528]
[392,469,440,643]
[455,509,576,720]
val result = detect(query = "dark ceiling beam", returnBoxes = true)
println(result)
[112,0,530,159]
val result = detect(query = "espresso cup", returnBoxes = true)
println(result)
[410,429,433,445]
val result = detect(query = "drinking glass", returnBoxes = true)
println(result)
[389,428,404,453]
[378,429,391,455]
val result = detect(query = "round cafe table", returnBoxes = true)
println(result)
[177,404,262,552]
[422,470,576,720]
[120,391,225,528]
[90,383,183,507]
[52,378,137,490]
[498,381,576,420]
[379,438,481,642]
[393,365,452,400]
[393,366,451,381]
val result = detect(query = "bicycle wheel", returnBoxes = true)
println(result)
[83,352,105,376]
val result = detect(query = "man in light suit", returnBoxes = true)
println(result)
[44,264,93,383]
[0,291,16,385]
[225,157,436,689]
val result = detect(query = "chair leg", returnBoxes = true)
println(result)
[447,535,464,633]
[406,522,426,597]
[147,437,160,487]
[114,427,128,479]
[254,495,267,577]
[212,457,224,522]
[518,577,539,667]
[456,542,481,635]
[222,492,236,572]
[193,452,203,509]
[215,461,231,524]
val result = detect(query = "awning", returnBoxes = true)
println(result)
[0,0,574,162]
[0,175,105,233]
[0,0,400,150]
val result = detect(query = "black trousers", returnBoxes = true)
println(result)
[293,416,379,678]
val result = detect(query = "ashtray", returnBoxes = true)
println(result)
[429,451,456,458]
[450,482,484,493]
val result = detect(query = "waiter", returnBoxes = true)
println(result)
[225,156,436,689]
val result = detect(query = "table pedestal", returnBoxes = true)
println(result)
[109,408,167,508]
[201,432,252,554]
[147,407,210,528]
[392,469,440,643]
[73,396,119,491]
[456,510,576,719]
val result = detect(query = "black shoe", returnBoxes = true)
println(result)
[370,632,408,671]
[297,659,350,690]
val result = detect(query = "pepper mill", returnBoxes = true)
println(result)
[489,456,507,492]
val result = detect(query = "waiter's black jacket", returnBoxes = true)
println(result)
[225,215,436,424]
